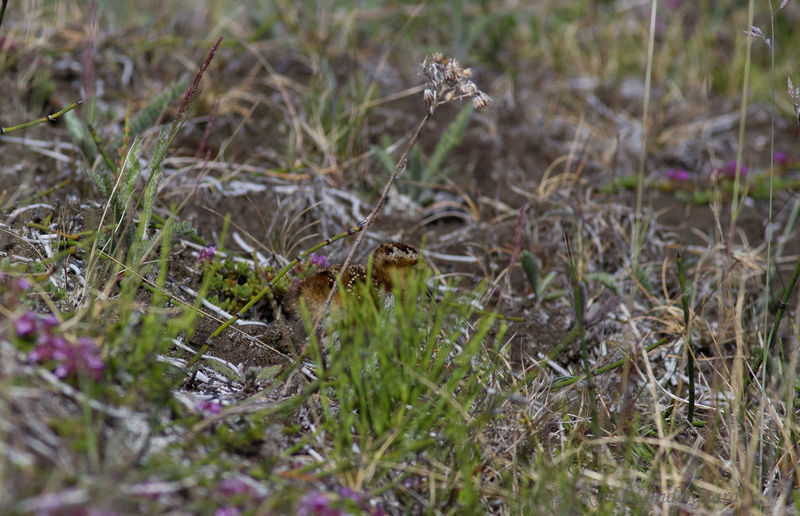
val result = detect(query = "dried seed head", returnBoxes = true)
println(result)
[445,60,459,81]
[421,53,491,114]
[424,88,435,108]
[473,91,491,111]
[459,81,477,96]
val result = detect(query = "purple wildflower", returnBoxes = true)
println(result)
[14,311,37,337]
[64,337,104,379]
[54,362,70,378]
[14,277,31,291]
[29,334,104,380]
[29,333,70,362]
[197,399,221,415]
[219,477,250,497]
[337,487,384,515]
[775,151,788,167]
[76,338,106,376]
[214,507,241,516]
[724,160,748,178]
[665,169,691,182]
[297,491,341,516]
[308,253,330,268]
[197,245,217,264]
[339,487,361,502]
[41,312,60,329]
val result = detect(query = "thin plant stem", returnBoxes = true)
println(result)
[309,111,432,339]
[677,252,695,423]
[760,0,777,490]
[746,256,800,387]
[729,1,755,233]
[0,100,83,134]
[88,124,117,177]
[552,338,670,390]
[630,0,658,302]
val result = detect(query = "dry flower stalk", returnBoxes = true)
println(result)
[422,52,492,114]
[309,54,490,343]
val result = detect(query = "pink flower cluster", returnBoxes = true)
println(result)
[16,311,105,380]
[213,475,267,516]
[723,160,748,178]
[664,169,691,182]
[197,245,217,264]
[663,152,796,185]
[297,487,385,516]
[197,399,221,415]
[307,252,330,268]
